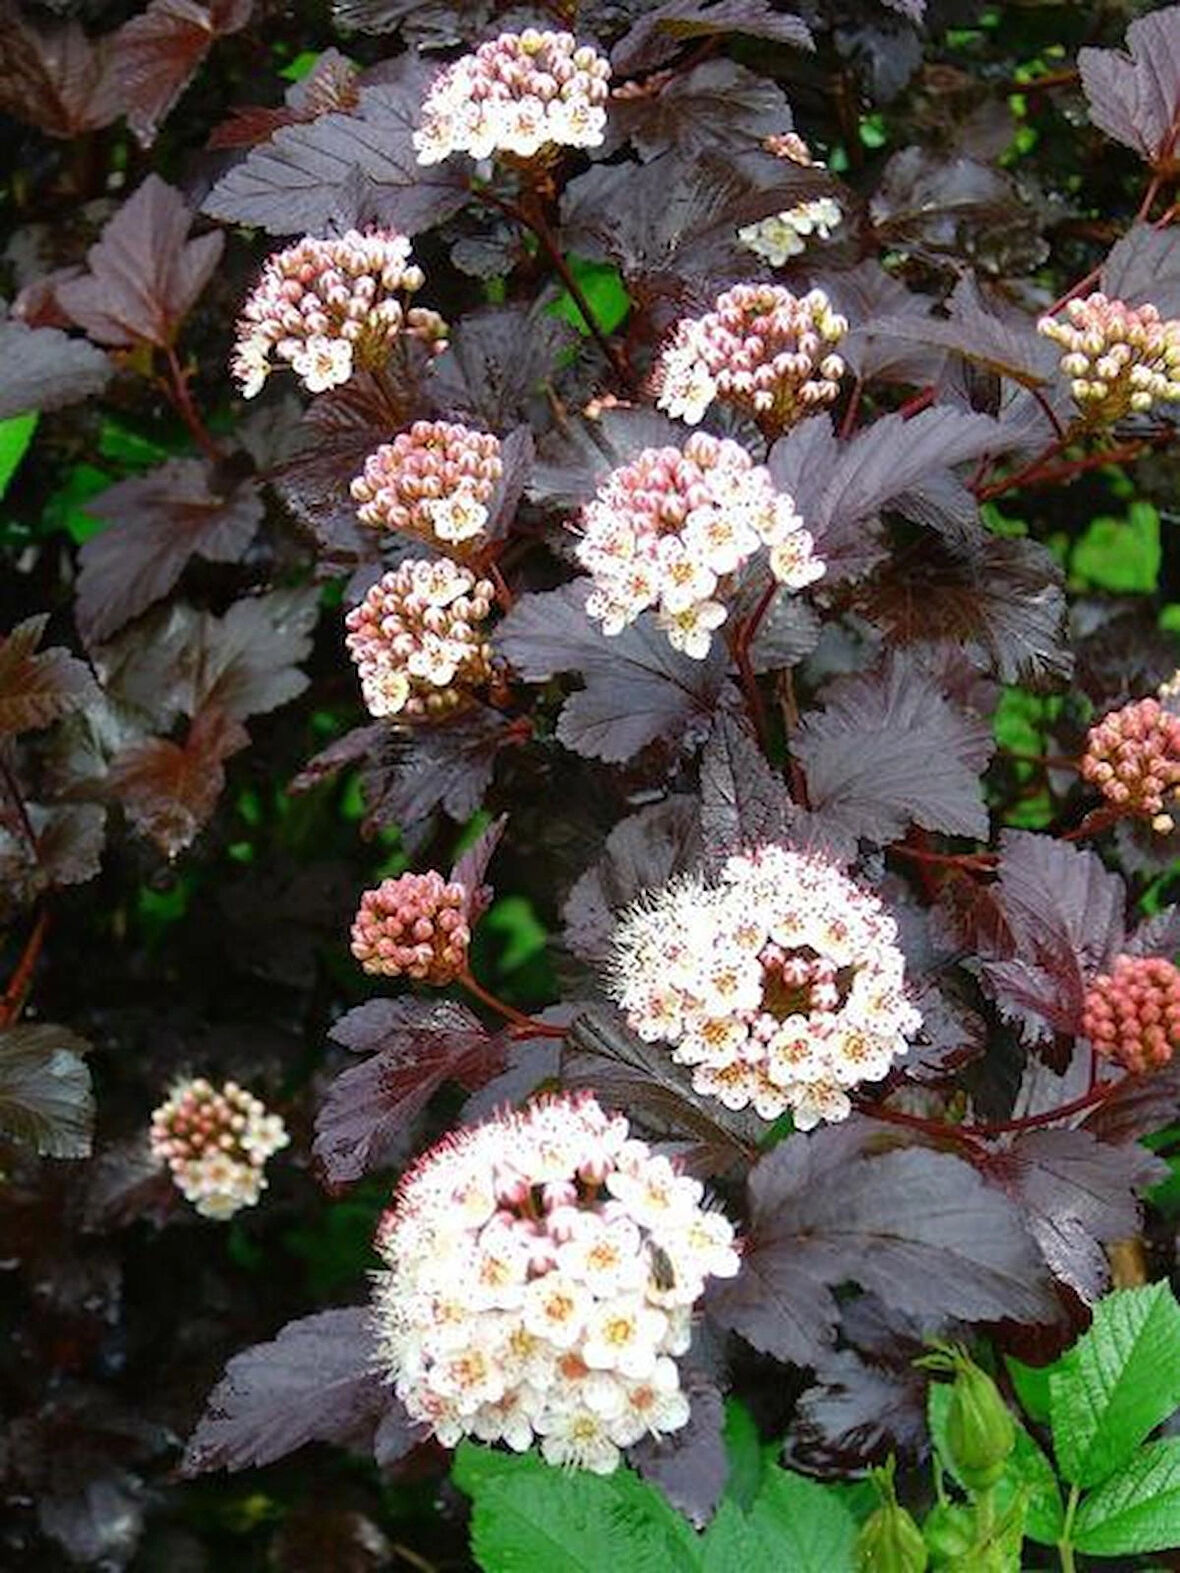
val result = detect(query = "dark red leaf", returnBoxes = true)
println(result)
[315,999,506,1185]
[1082,1061,1180,1144]
[0,615,99,736]
[352,706,509,831]
[1101,223,1180,319]
[110,0,253,147]
[182,1308,416,1474]
[108,706,249,857]
[630,1373,726,1527]
[0,318,112,419]
[0,1023,94,1159]
[610,58,792,162]
[870,148,1046,276]
[834,261,946,386]
[449,813,506,920]
[82,1137,179,1231]
[698,709,794,859]
[56,175,223,349]
[1079,6,1180,169]
[611,0,813,75]
[76,460,263,645]
[1,802,107,910]
[429,305,577,432]
[0,1,120,138]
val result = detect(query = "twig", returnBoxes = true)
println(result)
[162,346,221,465]
[458,971,566,1038]
[0,907,50,1029]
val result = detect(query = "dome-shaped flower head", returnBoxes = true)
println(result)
[351,422,503,549]
[1038,293,1180,424]
[575,431,822,659]
[414,30,611,166]
[1081,696,1180,832]
[149,1077,289,1220]
[230,229,448,398]
[371,1093,739,1473]
[344,558,497,719]
[1082,955,1180,1074]
[351,871,473,982]
[610,845,921,1130]
[738,197,843,268]
[654,282,848,433]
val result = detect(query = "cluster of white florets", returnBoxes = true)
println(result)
[655,283,847,431]
[738,197,843,267]
[344,559,497,719]
[575,432,822,659]
[351,871,472,983]
[371,1094,739,1474]
[351,422,503,548]
[230,230,447,398]
[414,30,611,166]
[1037,293,1180,423]
[610,845,921,1130]
[149,1077,289,1220]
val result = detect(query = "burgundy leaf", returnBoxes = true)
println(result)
[203,66,468,237]
[353,706,509,830]
[289,723,386,795]
[1078,6,1180,169]
[0,1023,94,1159]
[182,1308,416,1474]
[108,705,250,857]
[0,1,121,138]
[449,814,506,920]
[610,58,792,162]
[110,0,253,147]
[1100,223,1180,319]
[1127,905,1180,959]
[330,0,492,40]
[0,802,107,910]
[708,1120,1055,1368]
[611,0,813,75]
[1082,1061,1180,1145]
[315,999,505,1185]
[0,615,98,735]
[529,405,687,512]
[698,709,793,858]
[76,461,263,645]
[794,651,994,845]
[0,318,112,419]
[82,1137,178,1231]
[833,261,945,386]
[497,582,727,764]
[870,148,1046,276]
[429,305,577,432]
[630,1373,727,1527]
[56,175,223,349]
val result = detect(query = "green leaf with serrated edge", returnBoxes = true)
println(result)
[701,1466,856,1573]
[1073,1439,1180,1556]
[1005,1355,1052,1425]
[928,1381,1063,1544]
[0,412,37,502]
[1050,1283,1180,1488]
[721,1399,764,1510]
[1070,500,1160,594]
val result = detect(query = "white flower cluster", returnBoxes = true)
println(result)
[575,432,823,660]
[149,1077,289,1221]
[344,558,497,720]
[230,229,446,399]
[372,1093,739,1474]
[1037,292,1180,423]
[610,845,921,1130]
[414,30,611,166]
[739,198,843,267]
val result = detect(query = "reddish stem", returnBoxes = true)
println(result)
[458,971,566,1039]
[896,385,935,420]
[1060,804,1120,842]
[838,378,863,440]
[0,907,49,1029]
[889,842,997,872]
[974,436,1066,502]
[163,346,221,464]
[730,578,778,749]
[862,1077,1122,1146]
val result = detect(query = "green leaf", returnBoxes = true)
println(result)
[700,1466,856,1573]
[1070,500,1160,594]
[1073,1439,1180,1555]
[1050,1283,1180,1488]
[0,411,38,501]
[1005,1355,1052,1425]
[928,1380,1063,1544]
[453,1443,698,1573]
[548,257,631,337]
[720,1399,765,1510]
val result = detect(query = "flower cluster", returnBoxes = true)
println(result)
[414,30,611,166]
[654,282,847,431]
[738,196,843,267]
[610,844,921,1130]
[351,871,472,983]
[344,559,497,719]
[1081,696,1180,832]
[230,230,447,398]
[575,432,822,659]
[1037,293,1180,423]
[1082,955,1180,1074]
[351,421,503,548]
[149,1078,289,1220]
[371,1093,739,1474]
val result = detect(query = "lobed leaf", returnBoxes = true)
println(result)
[0,615,98,736]
[108,705,250,857]
[630,1374,727,1529]
[699,1465,857,1572]
[1079,6,1180,168]
[0,1023,95,1159]
[0,318,112,420]
[110,0,254,147]
[611,0,813,75]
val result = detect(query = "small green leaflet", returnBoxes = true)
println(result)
[1073,1438,1180,1556]
[0,412,38,502]
[548,256,631,337]
[1070,499,1160,594]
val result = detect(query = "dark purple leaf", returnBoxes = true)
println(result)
[108,705,250,857]
[856,299,1052,391]
[498,582,727,764]
[1082,1061,1180,1145]
[1100,223,1180,319]
[0,1023,94,1159]
[57,175,223,349]
[611,58,792,162]
[315,999,506,1185]
[529,405,687,511]
[698,708,793,858]
[450,813,506,920]
[747,590,821,674]
[0,615,98,735]
[82,1137,178,1231]
[203,65,468,236]
[182,1308,416,1473]
[430,305,578,432]
[76,461,263,645]
[870,148,1046,275]
[289,723,385,795]
[329,0,491,40]
[1,802,106,903]
[708,1120,1055,1368]
[353,705,509,830]
[612,0,812,74]
[1079,7,1180,168]
[562,797,702,966]
[0,1,121,137]
[0,318,112,419]
[630,1373,726,1527]
[458,1011,570,1124]
[110,0,253,147]
[981,1128,1165,1303]
[899,978,987,1083]
[833,262,945,386]
[794,651,994,845]
[1127,905,1180,959]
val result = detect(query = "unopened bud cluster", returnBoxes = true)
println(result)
[149,1077,289,1220]
[231,230,447,398]
[344,559,496,719]
[1082,954,1180,1074]
[371,1093,739,1474]
[610,845,921,1130]
[414,30,610,165]
[1038,293,1180,423]
[655,283,847,431]
[1081,696,1180,832]
[351,871,472,982]
[351,422,502,548]
[576,432,822,660]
